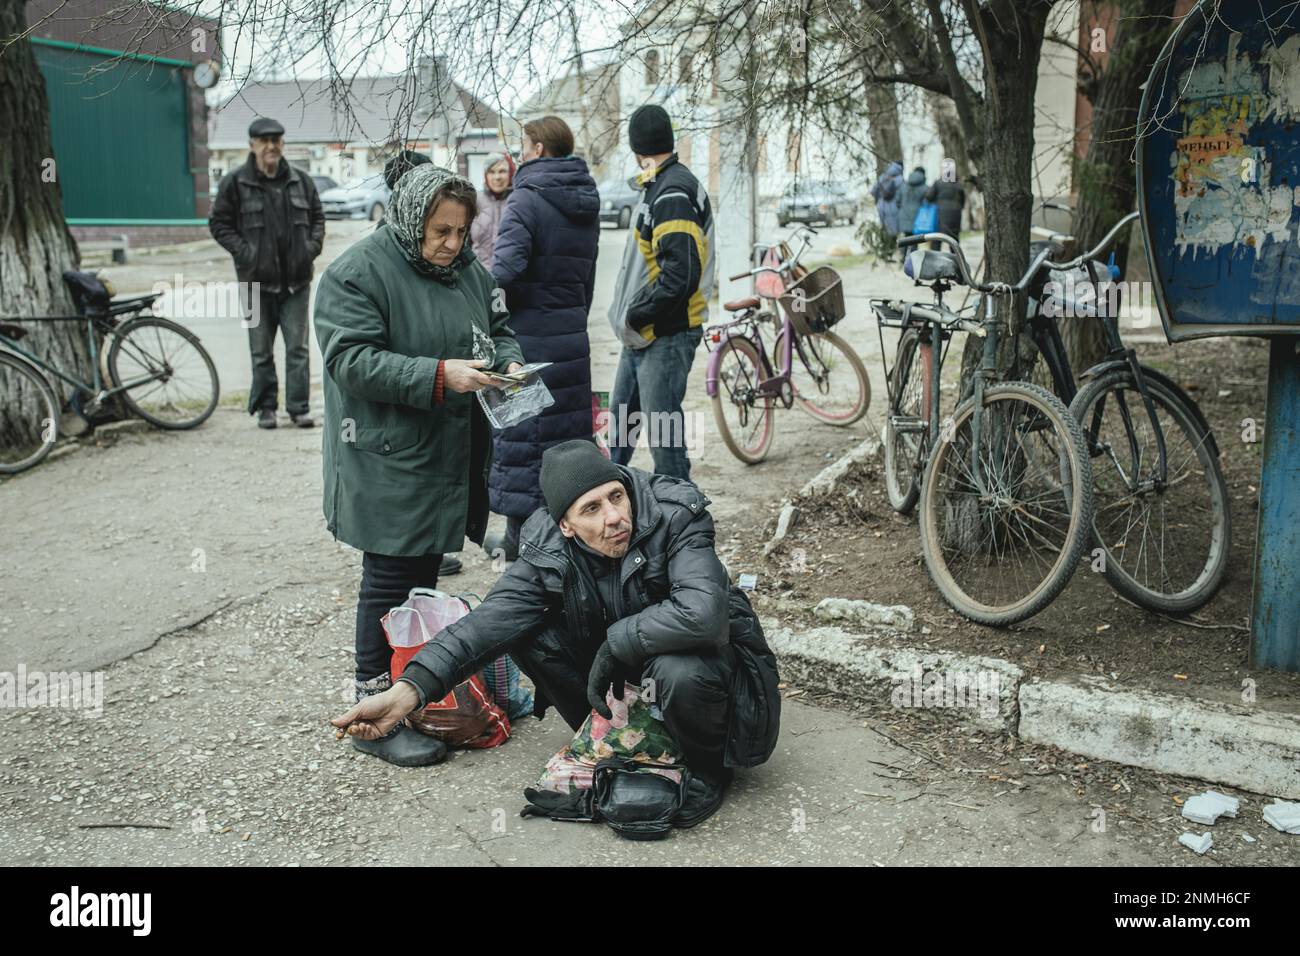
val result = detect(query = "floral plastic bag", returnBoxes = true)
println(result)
[532,682,683,795]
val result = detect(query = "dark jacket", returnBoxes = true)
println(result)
[313,226,524,556]
[897,168,928,237]
[489,156,601,518]
[870,161,904,235]
[209,155,326,294]
[924,179,966,236]
[400,466,782,768]
[607,154,715,348]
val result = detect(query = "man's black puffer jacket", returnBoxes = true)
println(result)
[400,465,781,768]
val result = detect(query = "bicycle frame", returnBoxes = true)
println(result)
[1026,245,1172,490]
[0,312,167,403]
[704,309,796,402]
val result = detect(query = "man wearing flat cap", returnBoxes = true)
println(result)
[332,438,781,826]
[210,116,325,429]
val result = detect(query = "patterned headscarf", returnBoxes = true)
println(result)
[387,164,477,283]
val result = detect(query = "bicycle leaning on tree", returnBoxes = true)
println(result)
[0,270,220,475]
[874,232,1095,627]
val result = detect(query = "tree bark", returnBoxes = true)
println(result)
[1065,0,1176,372]
[957,0,1053,395]
[863,52,903,179]
[0,0,91,448]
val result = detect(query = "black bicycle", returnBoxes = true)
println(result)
[876,233,1094,626]
[1022,212,1230,614]
[0,270,220,474]
[878,214,1229,615]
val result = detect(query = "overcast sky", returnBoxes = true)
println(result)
[201,0,628,114]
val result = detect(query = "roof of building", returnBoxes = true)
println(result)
[209,70,500,150]
[519,62,621,115]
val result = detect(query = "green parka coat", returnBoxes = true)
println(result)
[314,225,524,556]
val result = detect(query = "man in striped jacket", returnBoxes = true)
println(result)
[606,104,715,481]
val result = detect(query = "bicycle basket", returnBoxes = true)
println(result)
[778,266,845,335]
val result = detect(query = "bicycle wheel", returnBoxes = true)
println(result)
[1071,368,1230,614]
[919,381,1093,626]
[774,327,870,425]
[883,329,925,515]
[108,317,219,429]
[0,350,59,474]
[711,335,775,464]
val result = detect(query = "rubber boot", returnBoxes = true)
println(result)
[349,672,447,768]
[674,766,733,828]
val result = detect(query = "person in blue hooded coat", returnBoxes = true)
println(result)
[870,161,904,236]
[484,116,600,561]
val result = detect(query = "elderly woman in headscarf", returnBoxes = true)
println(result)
[313,164,524,768]
[469,152,514,269]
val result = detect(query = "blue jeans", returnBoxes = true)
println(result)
[608,326,703,480]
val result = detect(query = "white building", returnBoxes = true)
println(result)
[207,58,502,188]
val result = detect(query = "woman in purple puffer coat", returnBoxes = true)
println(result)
[469,152,515,269]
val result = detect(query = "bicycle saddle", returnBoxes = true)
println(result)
[724,296,760,312]
[904,249,962,283]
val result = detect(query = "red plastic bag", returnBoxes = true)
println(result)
[383,588,510,749]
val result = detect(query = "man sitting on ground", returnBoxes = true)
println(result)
[332,439,780,825]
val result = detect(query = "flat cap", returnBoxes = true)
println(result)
[248,117,285,138]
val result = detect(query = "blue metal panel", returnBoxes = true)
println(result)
[1137,1,1300,667]
[1252,339,1300,670]
[1137,1,1300,342]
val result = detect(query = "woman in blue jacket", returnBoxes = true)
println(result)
[485,116,601,561]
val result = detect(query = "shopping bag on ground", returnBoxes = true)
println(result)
[383,588,510,749]
[521,681,684,823]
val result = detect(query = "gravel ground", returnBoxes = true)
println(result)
[4,222,1289,865]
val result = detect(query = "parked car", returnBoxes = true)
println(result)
[777,180,858,227]
[311,174,338,195]
[320,174,390,221]
[597,176,640,229]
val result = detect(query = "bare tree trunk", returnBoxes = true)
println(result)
[958,1,1053,395]
[863,66,903,179]
[1065,0,1176,371]
[0,0,91,447]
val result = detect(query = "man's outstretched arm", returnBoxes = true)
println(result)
[331,557,551,737]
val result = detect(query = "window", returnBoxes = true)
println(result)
[645,50,660,86]
[679,51,693,83]
[785,130,802,174]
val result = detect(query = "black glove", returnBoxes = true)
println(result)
[586,641,629,719]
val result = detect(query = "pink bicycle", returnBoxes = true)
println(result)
[704,227,869,463]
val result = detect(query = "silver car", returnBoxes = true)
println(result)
[320,174,390,221]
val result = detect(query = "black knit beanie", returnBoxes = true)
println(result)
[540,439,624,522]
[628,104,674,156]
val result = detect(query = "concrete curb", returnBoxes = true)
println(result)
[1019,677,1300,800]
[764,616,1300,799]
[764,621,1023,733]
[763,435,879,554]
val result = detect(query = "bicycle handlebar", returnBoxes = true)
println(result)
[1040,211,1139,272]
